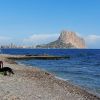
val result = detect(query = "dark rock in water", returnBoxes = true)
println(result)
[36,31,86,49]
[7,55,70,60]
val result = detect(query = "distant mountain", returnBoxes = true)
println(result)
[36,31,86,48]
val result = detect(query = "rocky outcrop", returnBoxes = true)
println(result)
[36,31,86,48]
[58,31,86,48]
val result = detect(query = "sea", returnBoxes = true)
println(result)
[0,48,100,95]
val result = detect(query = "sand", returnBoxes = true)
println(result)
[0,54,100,100]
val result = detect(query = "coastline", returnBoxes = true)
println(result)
[0,54,100,100]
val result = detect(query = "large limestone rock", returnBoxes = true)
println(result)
[58,31,85,48]
[36,31,86,48]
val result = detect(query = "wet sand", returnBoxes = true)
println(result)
[0,54,100,100]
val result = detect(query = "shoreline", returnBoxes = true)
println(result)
[17,60,100,97]
[0,54,100,100]
[17,58,100,98]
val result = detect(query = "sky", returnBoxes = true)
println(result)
[0,0,100,48]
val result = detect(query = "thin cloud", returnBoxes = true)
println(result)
[86,35,100,41]
[23,34,59,45]
[85,34,100,48]
[0,36,11,40]
[0,36,12,45]
[0,36,12,46]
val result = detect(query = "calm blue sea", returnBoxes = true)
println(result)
[0,48,100,95]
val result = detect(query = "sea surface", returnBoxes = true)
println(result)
[0,48,100,95]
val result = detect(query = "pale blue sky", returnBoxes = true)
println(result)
[0,0,100,48]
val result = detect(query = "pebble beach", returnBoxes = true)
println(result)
[0,54,100,100]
